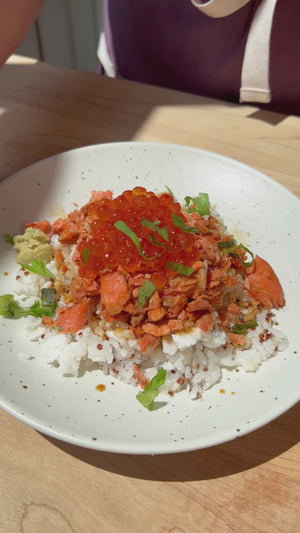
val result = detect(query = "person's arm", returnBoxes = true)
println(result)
[0,0,45,67]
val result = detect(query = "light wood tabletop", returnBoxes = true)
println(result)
[0,55,299,533]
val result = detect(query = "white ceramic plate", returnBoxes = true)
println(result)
[0,142,299,455]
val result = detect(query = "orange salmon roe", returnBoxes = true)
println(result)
[77,187,201,274]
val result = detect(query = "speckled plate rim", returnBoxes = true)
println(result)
[0,141,299,455]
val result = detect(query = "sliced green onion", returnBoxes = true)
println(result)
[218,239,237,249]
[114,220,161,260]
[20,258,54,278]
[238,244,255,267]
[185,193,210,216]
[171,213,201,234]
[219,241,254,267]
[232,320,258,335]
[82,246,90,266]
[137,280,156,308]
[4,234,14,245]
[136,368,167,410]
[141,218,168,241]
[166,261,194,277]
[41,288,56,306]
[0,294,56,318]
[149,234,167,248]
[165,185,174,197]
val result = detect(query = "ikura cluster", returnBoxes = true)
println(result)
[76,187,210,274]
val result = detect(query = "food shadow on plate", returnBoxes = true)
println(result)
[43,402,300,482]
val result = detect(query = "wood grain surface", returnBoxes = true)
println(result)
[0,56,299,533]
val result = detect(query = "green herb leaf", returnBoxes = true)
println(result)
[136,368,167,410]
[4,234,14,245]
[142,218,168,241]
[171,213,201,234]
[114,220,161,260]
[218,239,237,249]
[185,193,210,216]
[137,280,156,308]
[20,258,54,278]
[232,320,258,335]
[166,261,194,277]
[219,241,254,267]
[41,288,56,306]
[82,246,90,266]
[0,294,15,317]
[149,234,167,248]
[238,244,255,267]
[0,294,56,319]
[165,185,174,197]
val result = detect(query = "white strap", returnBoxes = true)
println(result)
[191,0,251,18]
[97,32,116,78]
[240,0,278,103]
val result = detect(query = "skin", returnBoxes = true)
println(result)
[0,0,45,67]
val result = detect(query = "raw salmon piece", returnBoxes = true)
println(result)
[167,276,197,295]
[52,217,65,234]
[24,220,52,237]
[54,298,90,333]
[187,297,212,312]
[163,294,188,318]
[41,316,55,328]
[139,334,160,354]
[143,322,171,337]
[245,255,284,309]
[133,364,149,389]
[70,276,99,300]
[197,312,215,333]
[227,332,248,346]
[100,270,130,315]
[147,307,166,322]
[89,190,113,202]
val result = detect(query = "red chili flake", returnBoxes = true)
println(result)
[97,343,103,350]
[24,271,30,276]
[16,275,21,280]
[168,390,174,396]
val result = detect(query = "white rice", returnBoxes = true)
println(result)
[16,266,288,399]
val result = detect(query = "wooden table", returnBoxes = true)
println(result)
[0,55,299,533]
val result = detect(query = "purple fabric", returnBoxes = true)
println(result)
[102,0,300,115]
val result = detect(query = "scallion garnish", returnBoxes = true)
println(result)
[185,193,210,216]
[149,234,167,248]
[82,246,90,266]
[238,244,255,267]
[114,220,161,260]
[136,368,167,410]
[41,288,56,306]
[232,320,258,335]
[141,218,168,241]
[218,239,237,250]
[171,213,201,234]
[166,261,194,277]
[137,280,156,308]
[0,294,56,318]
[218,241,254,267]
[165,185,174,197]
[4,234,14,245]
[20,258,54,278]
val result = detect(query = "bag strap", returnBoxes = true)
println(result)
[191,0,251,18]
[240,0,278,104]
